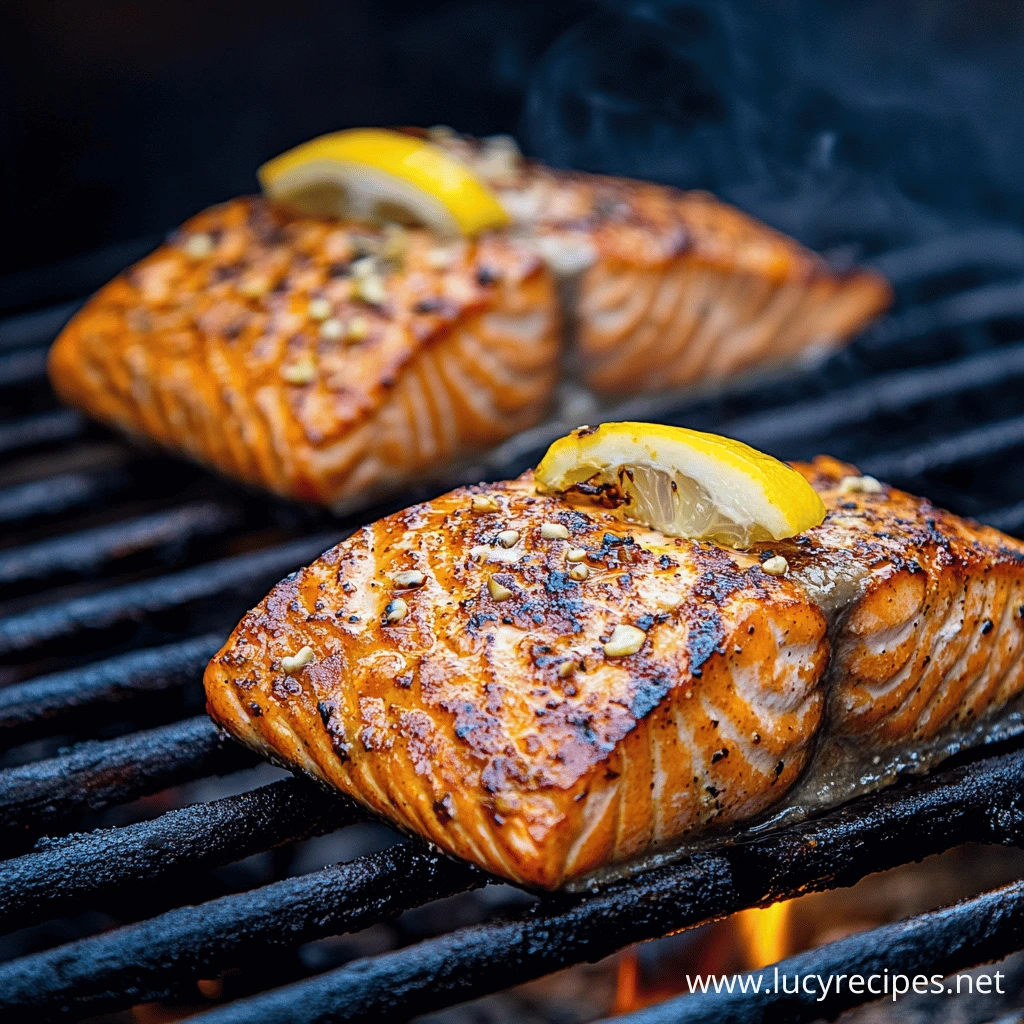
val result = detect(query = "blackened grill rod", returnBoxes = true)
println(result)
[718,342,1024,451]
[0,501,241,586]
[861,414,1024,481]
[982,499,1024,535]
[176,746,1024,1024]
[0,776,357,934]
[0,531,342,656]
[5,743,1023,1020]
[0,409,86,458]
[863,278,1024,349]
[867,226,1024,286]
[603,880,1024,1024]
[0,467,134,525]
[0,347,48,388]
[0,715,255,839]
[0,300,81,351]
[0,843,485,1018]
[0,633,223,743]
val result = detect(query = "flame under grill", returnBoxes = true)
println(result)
[3,229,1024,1022]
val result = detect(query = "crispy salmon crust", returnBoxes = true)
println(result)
[48,198,560,507]
[203,454,1021,889]
[50,144,889,508]
[784,457,1024,744]
[440,134,892,394]
[204,472,829,889]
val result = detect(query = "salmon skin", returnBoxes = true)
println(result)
[204,456,1024,889]
[434,131,892,395]
[48,199,560,508]
[49,135,889,508]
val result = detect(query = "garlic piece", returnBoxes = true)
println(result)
[488,576,514,602]
[281,358,317,384]
[281,645,314,674]
[392,570,425,589]
[383,598,409,623]
[761,555,789,576]
[603,624,647,658]
[307,297,332,321]
[183,233,214,260]
[346,315,370,341]
[320,318,345,340]
[839,474,884,495]
[540,522,569,540]
[496,529,520,548]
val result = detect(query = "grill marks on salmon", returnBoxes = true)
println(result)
[439,134,892,395]
[48,198,560,507]
[205,459,1024,889]
[50,139,889,509]
[204,477,829,888]
[784,458,1024,745]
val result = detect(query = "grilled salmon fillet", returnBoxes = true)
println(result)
[48,198,560,507]
[204,456,1024,889]
[49,134,889,508]
[435,131,892,394]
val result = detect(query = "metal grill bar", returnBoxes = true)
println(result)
[0,843,485,1018]
[864,278,1024,349]
[0,301,81,350]
[607,880,1024,1024]
[862,414,1024,480]
[0,715,255,839]
[0,634,223,743]
[867,226,1024,286]
[0,501,241,586]
[0,531,340,656]
[0,409,86,458]
[5,743,1021,1021]
[176,747,1024,1024]
[0,468,134,525]
[983,500,1024,535]
[0,347,48,388]
[0,776,356,933]
[719,342,1024,450]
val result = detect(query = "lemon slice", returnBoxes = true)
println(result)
[535,422,826,548]
[258,128,510,237]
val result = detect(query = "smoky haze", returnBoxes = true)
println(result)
[522,0,1024,257]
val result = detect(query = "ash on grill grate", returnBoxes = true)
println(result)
[3,226,1024,1024]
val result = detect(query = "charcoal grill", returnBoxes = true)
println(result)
[4,229,1024,1023]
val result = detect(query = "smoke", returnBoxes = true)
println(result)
[521,0,1024,257]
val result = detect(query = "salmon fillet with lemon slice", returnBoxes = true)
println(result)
[48,199,559,507]
[50,129,888,508]
[204,424,1024,889]
[433,129,892,395]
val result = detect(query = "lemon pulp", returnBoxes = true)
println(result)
[535,422,826,548]
[258,128,509,237]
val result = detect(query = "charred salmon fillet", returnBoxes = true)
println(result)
[204,455,1024,889]
[436,131,892,394]
[50,134,889,507]
[48,198,560,508]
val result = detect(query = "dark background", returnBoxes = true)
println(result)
[4,0,1024,280]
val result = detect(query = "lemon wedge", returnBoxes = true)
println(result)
[535,422,826,548]
[258,128,510,237]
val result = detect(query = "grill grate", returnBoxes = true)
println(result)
[3,232,1024,1022]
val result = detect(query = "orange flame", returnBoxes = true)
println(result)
[734,900,794,970]
[613,950,641,1013]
